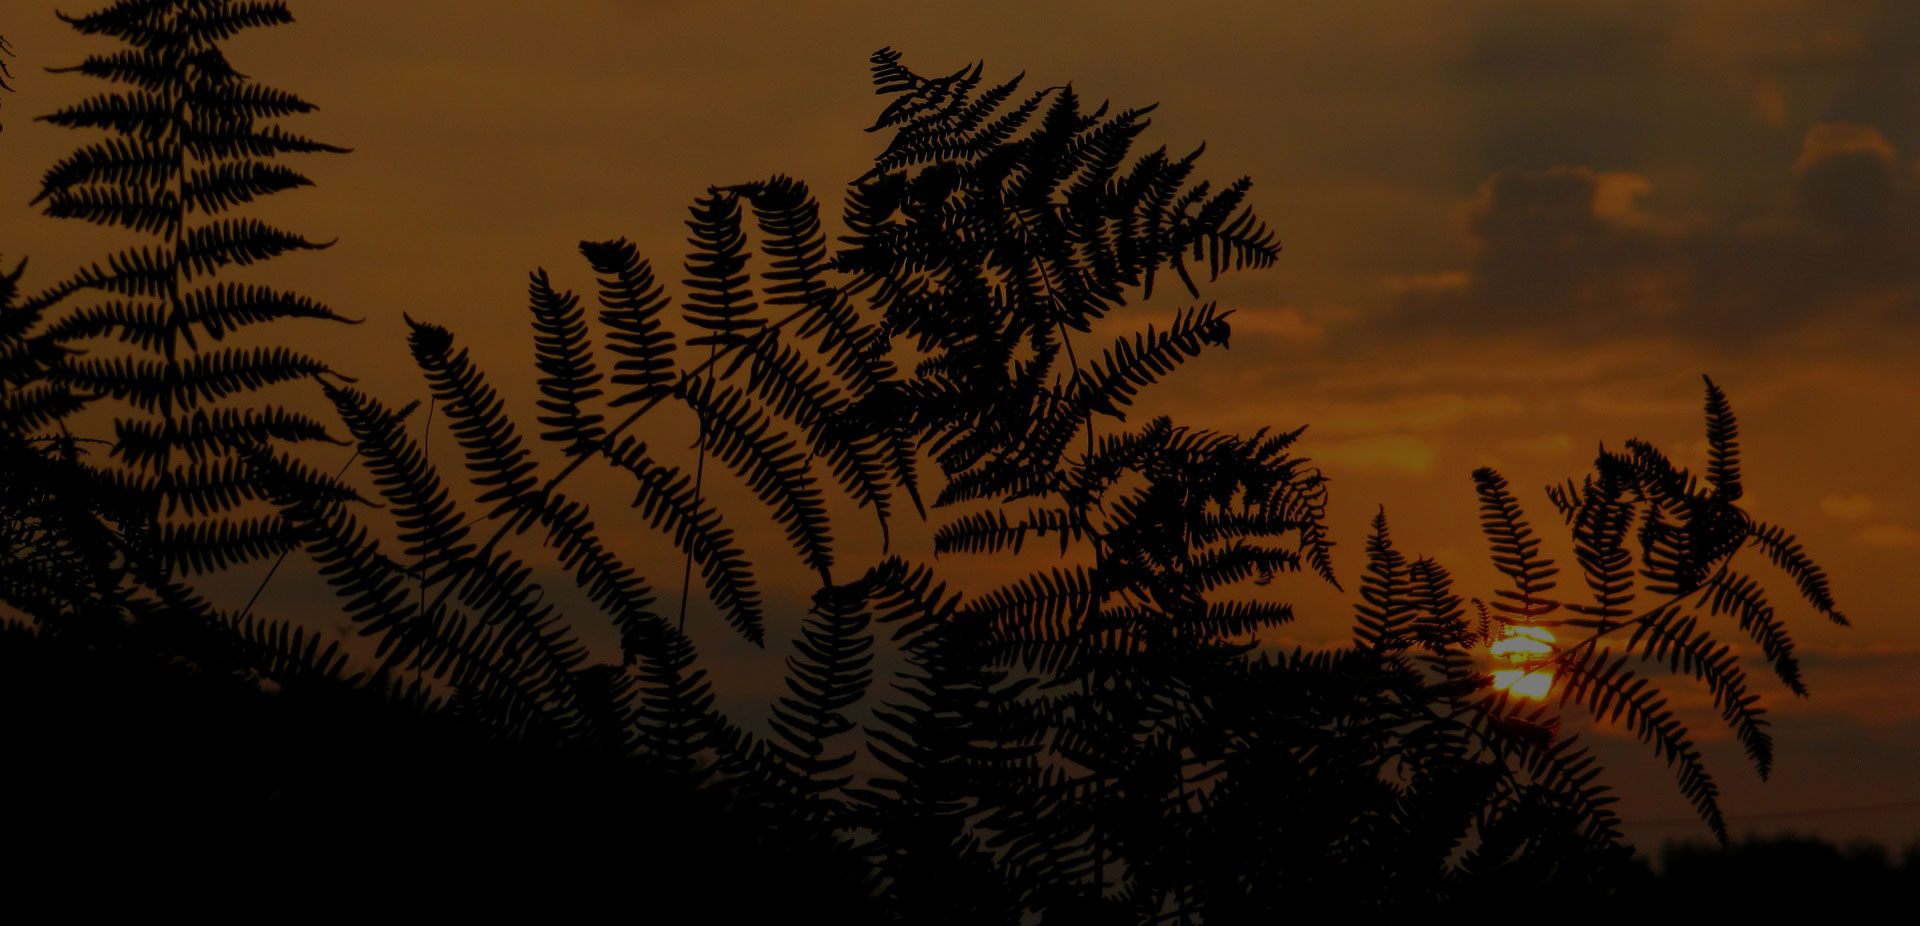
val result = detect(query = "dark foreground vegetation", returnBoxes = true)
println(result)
[1644,836,1919,915]
[0,3,1866,919]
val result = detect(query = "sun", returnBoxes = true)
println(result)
[1489,624,1555,700]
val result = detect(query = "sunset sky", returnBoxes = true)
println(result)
[3,0,1916,849]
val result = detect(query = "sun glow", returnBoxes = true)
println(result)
[1489,625,1555,700]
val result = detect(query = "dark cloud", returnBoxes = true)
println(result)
[1822,1,1920,151]
[1453,4,1669,171]
[1382,122,1920,343]
[1794,121,1901,228]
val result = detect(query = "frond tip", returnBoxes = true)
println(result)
[1702,375,1741,501]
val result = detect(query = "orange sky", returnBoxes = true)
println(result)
[3,0,1916,848]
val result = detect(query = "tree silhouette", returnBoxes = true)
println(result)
[0,8,1855,920]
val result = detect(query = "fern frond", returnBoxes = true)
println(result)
[1175,540,1302,593]
[219,610,356,686]
[41,48,179,93]
[763,580,875,799]
[59,2,292,46]
[45,299,170,351]
[1703,571,1804,694]
[388,585,611,743]
[158,515,300,574]
[1623,607,1774,777]
[865,48,979,133]
[39,184,179,235]
[116,451,359,518]
[64,345,333,413]
[406,318,539,511]
[859,556,963,643]
[1,385,93,436]
[1004,82,1094,208]
[607,437,764,645]
[113,406,343,467]
[683,191,763,348]
[1557,647,1726,842]
[184,122,349,160]
[176,1,298,41]
[525,269,605,454]
[1564,454,1636,622]
[178,218,331,278]
[736,177,883,371]
[182,282,355,339]
[1472,467,1559,621]
[255,455,419,636]
[1123,145,1202,299]
[1189,177,1280,282]
[38,89,170,135]
[1075,303,1230,419]
[878,72,1038,175]
[729,329,896,539]
[325,384,475,582]
[1405,556,1471,651]
[1701,376,1741,501]
[183,161,315,215]
[522,490,663,667]
[1510,734,1625,846]
[579,237,678,407]
[679,378,833,580]
[185,79,320,123]
[933,506,1083,557]
[35,140,172,201]
[966,565,1096,657]
[65,246,173,297]
[626,616,728,775]
[1177,599,1296,639]
[1749,521,1849,626]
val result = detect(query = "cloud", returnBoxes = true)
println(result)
[1797,642,1920,669]
[1854,523,1920,548]
[1795,122,1901,228]
[1453,3,1668,171]
[1820,493,1877,520]
[1306,392,1526,437]
[1381,272,1470,296]
[1497,432,1575,459]
[1312,434,1437,476]
[1227,306,1326,346]
[1380,122,1920,345]
[1383,165,1684,339]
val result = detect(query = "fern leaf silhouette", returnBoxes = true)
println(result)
[31,0,350,595]
[8,31,1864,919]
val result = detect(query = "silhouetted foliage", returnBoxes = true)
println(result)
[1640,835,1920,916]
[0,620,881,920]
[1,33,15,131]
[32,0,353,581]
[0,7,1856,920]
[272,48,1844,918]
[3,2,363,690]
[1507,380,1851,843]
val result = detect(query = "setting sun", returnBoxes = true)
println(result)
[1490,625,1555,700]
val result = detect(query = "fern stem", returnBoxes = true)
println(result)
[678,344,717,632]
[420,394,435,615]
[425,292,829,621]
[237,446,364,620]
[1545,566,1726,670]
